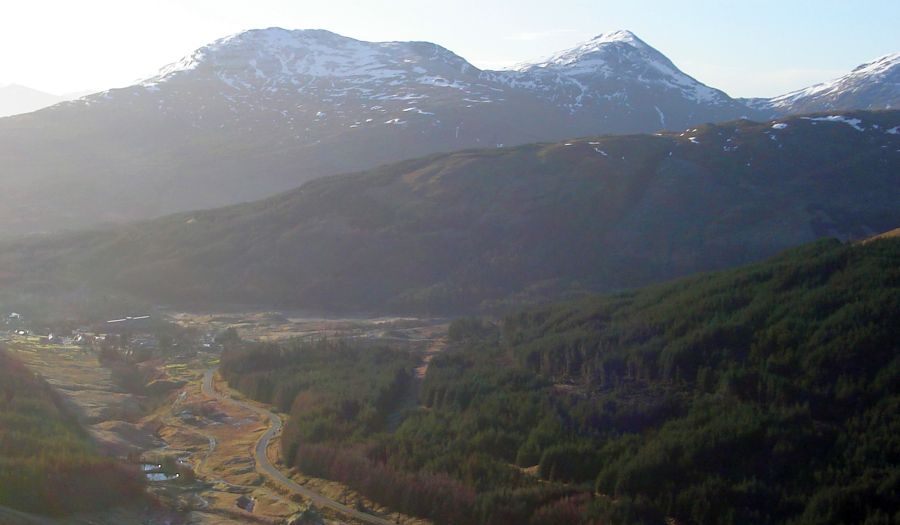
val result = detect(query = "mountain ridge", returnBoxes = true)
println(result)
[1,109,897,314]
[749,51,900,115]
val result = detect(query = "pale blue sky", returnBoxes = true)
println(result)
[1,0,898,97]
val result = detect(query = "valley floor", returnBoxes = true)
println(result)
[4,314,447,525]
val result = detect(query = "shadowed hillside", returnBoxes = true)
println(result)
[1,110,897,314]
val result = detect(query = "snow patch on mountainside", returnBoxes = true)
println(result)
[803,115,866,131]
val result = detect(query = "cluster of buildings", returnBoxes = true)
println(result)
[2,311,140,348]
[3,311,225,357]
[2,312,28,339]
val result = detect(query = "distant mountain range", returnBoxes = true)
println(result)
[0,84,93,118]
[0,84,65,118]
[2,109,897,314]
[0,27,896,236]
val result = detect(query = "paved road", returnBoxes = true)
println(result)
[201,368,397,525]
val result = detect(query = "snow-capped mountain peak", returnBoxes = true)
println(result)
[848,52,900,79]
[84,26,519,153]
[590,29,643,45]
[496,29,732,111]
[515,29,658,73]
[144,27,477,89]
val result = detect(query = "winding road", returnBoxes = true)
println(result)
[201,368,397,525]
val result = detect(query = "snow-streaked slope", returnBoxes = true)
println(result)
[69,28,502,139]
[149,28,475,84]
[142,27,489,104]
[489,30,740,120]
[751,52,900,115]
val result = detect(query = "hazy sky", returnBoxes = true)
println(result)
[1,0,898,97]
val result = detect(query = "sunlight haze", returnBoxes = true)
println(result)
[1,0,898,97]
[0,1,897,523]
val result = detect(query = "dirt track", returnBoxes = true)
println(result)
[201,367,398,525]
